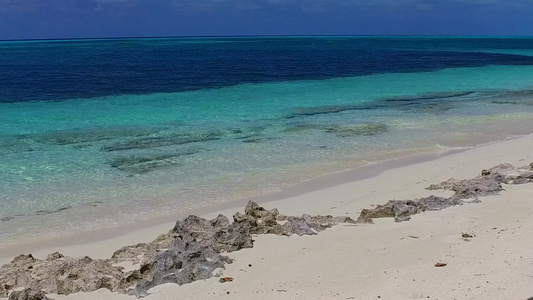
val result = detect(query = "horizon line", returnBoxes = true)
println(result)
[2,34,533,43]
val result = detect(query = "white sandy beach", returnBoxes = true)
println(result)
[2,134,533,299]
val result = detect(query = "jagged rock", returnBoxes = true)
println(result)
[125,239,233,297]
[233,201,282,234]
[428,163,533,199]
[417,195,463,211]
[357,202,394,224]
[171,214,253,253]
[116,214,254,296]
[427,177,503,199]
[111,232,174,265]
[0,253,124,297]
[234,201,355,235]
[357,196,464,224]
[8,288,51,300]
[280,214,356,235]
[120,203,354,296]
[392,200,419,222]
[358,162,533,224]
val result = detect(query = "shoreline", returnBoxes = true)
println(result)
[0,144,468,265]
[0,133,527,265]
[2,133,533,299]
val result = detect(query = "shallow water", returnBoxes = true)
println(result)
[1,37,533,247]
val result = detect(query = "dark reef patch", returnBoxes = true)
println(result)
[101,132,219,152]
[108,148,202,174]
[286,91,476,119]
[108,148,202,175]
[283,123,388,137]
[323,123,388,137]
[378,91,475,103]
[489,89,533,106]
[25,127,161,146]
[0,136,36,154]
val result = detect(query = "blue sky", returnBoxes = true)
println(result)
[0,0,532,39]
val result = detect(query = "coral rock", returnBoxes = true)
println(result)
[8,288,51,300]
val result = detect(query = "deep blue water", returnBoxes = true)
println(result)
[2,36,533,103]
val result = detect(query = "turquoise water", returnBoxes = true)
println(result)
[1,37,533,247]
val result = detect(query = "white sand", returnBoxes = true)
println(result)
[3,135,533,299]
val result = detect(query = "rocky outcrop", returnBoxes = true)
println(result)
[0,253,123,298]
[233,201,355,236]
[0,202,353,298]
[121,214,254,296]
[7,288,51,300]
[357,196,462,223]
[358,162,533,223]
[428,163,533,199]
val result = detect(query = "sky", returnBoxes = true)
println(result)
[0,0,532,40]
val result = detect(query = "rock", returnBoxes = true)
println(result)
[427,177,503,199]
[8,288,51,300]
[392,200,419,222]
[280,214,351,236]
[126,238,233,296]
[233,201,282,234]
[111,232,173,265]
[417,195,463,211]
[171,214,254,253]
[358,162,533,224]
[428,163,533,199]
[123,203,354,296]
[0,253,124,297]
[462,232,474,240]
[357,200,419,223]
[234,201,355,235]
[358,196,464,224]
[116,214,254,296]
[357,202,394,224]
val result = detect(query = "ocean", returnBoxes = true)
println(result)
[1,36,533,246]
